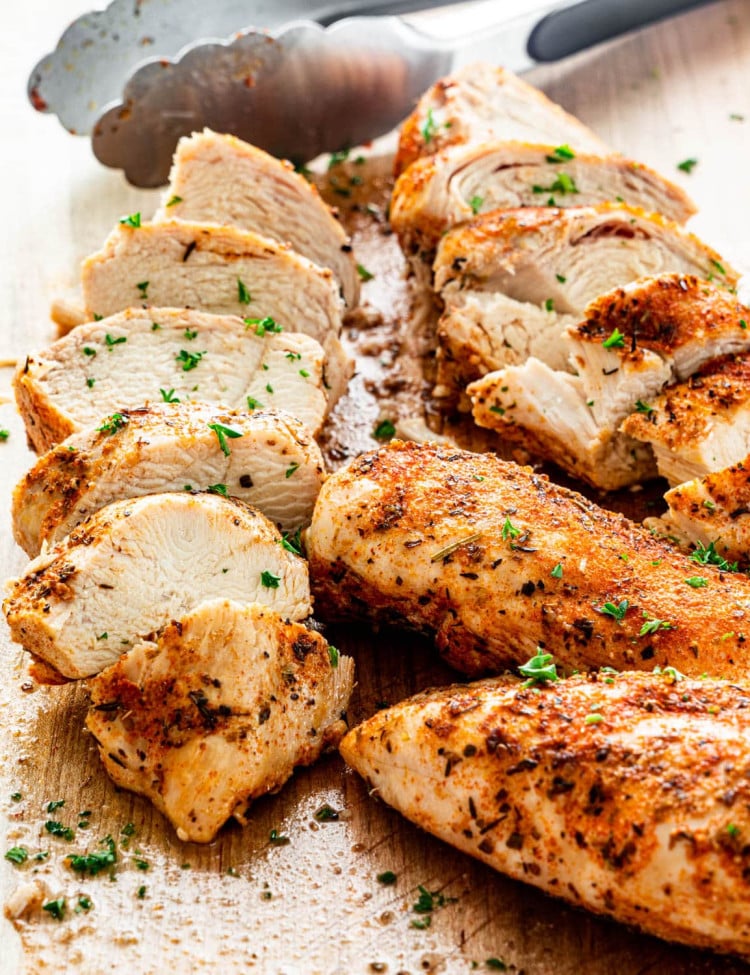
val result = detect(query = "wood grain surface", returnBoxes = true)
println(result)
[2,2,750,973]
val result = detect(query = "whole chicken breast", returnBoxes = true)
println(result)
[155,129,359,308]
[392,141,694,260]
[306,441,750,678]
[341,670,750,959]
[88,599,354,843]
[14,307,343,452]
[394,62,609,177]
[4,492,311,679]
[12,403,325,558]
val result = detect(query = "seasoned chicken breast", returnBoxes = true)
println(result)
[14,307,341,452]
[434,206,737,396]
[306,441,750,678]
[469,276,750,490]
[341,670,750,959]
[87,599,353,843]
[155,130,359,308]
[392,141,695,259]
[4,493,311,680]
[622,354,750,486]
[12,403,325,558]
[394,62,609,177]
[649,460,750,567]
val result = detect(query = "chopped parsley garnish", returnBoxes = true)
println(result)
[677,157,698,173]
[727,823,741,837]
[165,195,183,207]
[208,421,243,456]
[105,333,127,349]
[5,846,28,865]
[136,281,149,299]
[550,563,563,579]
[96,413,127,436]
[45,821,75,841]
[555,273,566,283]
[207,483,228,497]
[421,109,438,144]
[10,792,21,802]
[533,172,578,195]
[280,529,303,556]
[501,516,521,541]
[299,368,310,378]
[546,144,575,162]
[261,570,280,589]
[42,898,66,920]
[83,346,97,357]
[75,896,92,913]
[67,836,117,876]
[160,387,180,403]
[134,857,149,871]
[357,263,375,282]
[86,378,95,388]
[119,212,141,228]
[184,328,198,340]
[689,540,738,572]
[584,713,604,725]
[96,632,108,641]
[328,645,339,669]
[245,316,282,336]
[266,383,274,394]
[137,885,147,899]
[285,462,300,478]
[314,804,339,822]
[602,327,626,349]
[634,400,654,415]
[518,648,559,686]
[328,148,350,168]
[175,349,205,371]
[268,829,290,846]
[374,419,396,440]
[377,870,397,885]
[46,799,65,813]
[237,278,252,304]
[469,195,484,215]
[685,576,708,588]
[411,916,431,930]
[151,321,161,331]
[544,298,554,312]
[710,258,727,275]
[597,599,629,621]
[246,396,263,410]
[639,614,674,636]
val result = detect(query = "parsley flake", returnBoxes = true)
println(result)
[67,836,116,876]
[501,517,521,541]
[550,563,563,579]
[105,333,127,349]
[165,195,183,207]
[160,388,180,403]
[469,195,484,215]
[237,279,252,304]
[175,349,205,371]
[639,614,674,636]
[246,396,263,410]
[268,829,290,846]
[328,645,339,669]
[136,281,149,299]
[677,157,698,173]
[374,419,396,440]
[377,870,397,885]
[207,483,228,497]
[285,462,300,478]
[119,212,141,228]
[357,263,375,282]
[261,570,280,588]
[97,413,128,436]
[42,898,66,920]
[5,846,28,865]
[685,576,708,588]
[597,599,629,622]
[207,421,243,456]
[280,529,303,556]
[602,327,626,349]
[518,648,559,686]
[245,316,282,336]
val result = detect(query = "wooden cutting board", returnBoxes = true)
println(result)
[2,2,750,973]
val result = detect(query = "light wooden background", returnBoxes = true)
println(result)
[2,2,750,974]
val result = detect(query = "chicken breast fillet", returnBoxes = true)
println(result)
[622,354,750,487]
[155,129,359,308]
[649,460,750,568]
[12,403,325,558]
[341,670,750,959]
[394,62,609,177]
[433,205,737,396]
[14,307,341,452]
[4,493,311,679]
[87,599,353,843]
[306,441,750,678]
[392,141,695,260]
[469,276,750,490]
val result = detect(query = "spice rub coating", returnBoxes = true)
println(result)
[306,440,750,678]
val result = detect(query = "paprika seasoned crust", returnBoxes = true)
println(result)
[340,671,750,958]
[306,441,750,679]
[88,599,354,843]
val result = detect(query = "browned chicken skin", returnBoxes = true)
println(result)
[307,441,750,678]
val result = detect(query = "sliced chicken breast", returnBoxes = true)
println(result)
[392,141,695,259]
[394,62,609,177]
[4,493,311,680]
[649,460,750,567]
[434,205,737,397]
[12,403,325,558]
[621,354,750,486]
[14,307,338,452]
[341,671,750,959]
[469,276,750,490]
[306,440,750,679]
[155,130,359,308]
[87,599,353,843]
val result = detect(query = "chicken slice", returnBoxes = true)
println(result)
[306,440,750,679]
[434,205,737,397]
[392,141,695,260]
[87,598,353,843]
[341,671,750,959]
[12,403,325,558]
[154,130,359,308]
[621,354,750,486]
[394,62,609,177]
[4,493,311,679]
[648,460,750,567]
[469,276,750,490]
[14,307,337,452]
